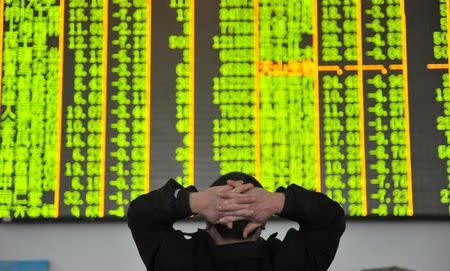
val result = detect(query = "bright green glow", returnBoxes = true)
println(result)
[433,2,448,60]
[63,0,105,218]
[321,0,363,215]
[319,0,411,217]
[323,73,363,214]
[259,0,316,192]
[436,72,450,214]
[361,0,409,217]
[367,73,409,217]
[433,0,450,216]
[169,0,192,186]
[212,0,256,178]
[105,0,149,218]
[0,0,446,219]
[0,0,60,219]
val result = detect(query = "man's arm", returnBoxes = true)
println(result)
[127,179,196,269]
[220,183,345,270]
[127,179,255,269]
[271,184,346,271]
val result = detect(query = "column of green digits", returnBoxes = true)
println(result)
[129,0,148,203]
[106,0,147,218]
[343,75,363,216]
[365,0,409,216]
[434,0,450,215]
[365,1,387,61]
[169,0,191,186]
[365,0,389,216]
[212,0,255,176]
[436,74,450,215]
[322,74,347,206]
[342,0,357,62]
[321,0,344,207]
[433,0,448,61]
[0,0,61,219]
[321,0,343,62]
[109,0,127,218]
[321,0,360,208]
[340,0,363,217]
[386,0,408,216]
[388,73,408,216]
[64,0,104,218]
[366,74,390,216]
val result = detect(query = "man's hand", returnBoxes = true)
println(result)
[218,180,285,238]
[189,182,255,224]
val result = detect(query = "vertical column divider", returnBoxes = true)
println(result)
[400,0,414,215]
[313,0,321,192]
[54,0,65,218]
[254,0,261,181]
[99,0,109,218]
[356,0,368,216]
[145,0,152,193]
[189,0,195,186]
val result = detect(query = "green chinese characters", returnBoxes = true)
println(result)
[0,0,61,219]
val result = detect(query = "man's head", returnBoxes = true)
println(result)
[207,172,263,241]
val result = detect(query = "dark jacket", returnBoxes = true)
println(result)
[127,179,345,271]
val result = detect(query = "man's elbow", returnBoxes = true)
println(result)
[126,200,137,230]
[333,203,346,236]
[127,194,147,229]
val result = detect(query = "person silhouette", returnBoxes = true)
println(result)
[127,172,345,271]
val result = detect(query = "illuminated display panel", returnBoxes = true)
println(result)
[0,0,449,220]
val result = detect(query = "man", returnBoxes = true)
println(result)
[127,172,345,271]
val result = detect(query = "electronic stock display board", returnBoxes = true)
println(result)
[0,0,449,221]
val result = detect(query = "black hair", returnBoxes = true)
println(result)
[209,172,262,239]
